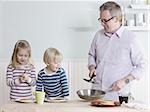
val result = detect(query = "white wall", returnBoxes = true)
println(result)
[0,0,149,106]
[1,1,100,59]
[1,1,149,59]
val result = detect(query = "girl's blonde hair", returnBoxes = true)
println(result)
[43,47,63,65]
[11,40,32,68]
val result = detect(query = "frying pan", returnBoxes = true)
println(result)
[77,89,106,101]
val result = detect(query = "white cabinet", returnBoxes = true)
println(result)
[123,5,150,31]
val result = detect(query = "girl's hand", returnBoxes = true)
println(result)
[19,75,26,83]
[19,74,29,83]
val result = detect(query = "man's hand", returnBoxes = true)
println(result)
[111,79,126,91]
[110,74,135,91]
[89,66,96,78]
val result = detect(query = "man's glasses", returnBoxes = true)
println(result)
[98,16,115,23]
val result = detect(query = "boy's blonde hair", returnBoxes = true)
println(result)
[11,40,32,68]
[43,47,63,65]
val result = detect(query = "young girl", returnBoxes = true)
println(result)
[6,40,36,101]
[36,47,69,100]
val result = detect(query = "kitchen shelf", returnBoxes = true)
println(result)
[123,4,150,32]
[124,26,150,31]
[124,5,150,14]
[128,4,150,10]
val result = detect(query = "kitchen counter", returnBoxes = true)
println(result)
[0,100,149,112]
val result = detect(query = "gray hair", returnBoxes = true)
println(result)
[99,1,122,22]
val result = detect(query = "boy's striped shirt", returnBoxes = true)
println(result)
[36,68,69,98]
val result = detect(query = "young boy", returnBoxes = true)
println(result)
[36,47,69,100]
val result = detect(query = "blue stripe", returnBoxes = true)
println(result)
[36,68,69,98]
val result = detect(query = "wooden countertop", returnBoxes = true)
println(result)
[0,100,149,112]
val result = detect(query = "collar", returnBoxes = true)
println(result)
[104,26,124,38]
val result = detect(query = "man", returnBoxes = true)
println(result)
[88,1,147,100]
